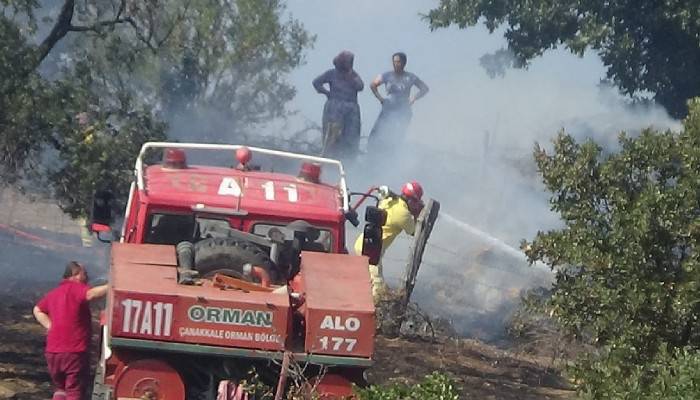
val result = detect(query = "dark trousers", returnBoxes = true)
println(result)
[45,352,89,400]
[368,105,412,153]
[321,99,361,159]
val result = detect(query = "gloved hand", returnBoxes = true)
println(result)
[377,185,390,199]
[408,198,425,218]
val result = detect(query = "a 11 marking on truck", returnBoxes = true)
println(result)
[218,177,298,202]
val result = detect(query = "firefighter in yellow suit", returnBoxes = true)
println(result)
[354,181,424,299]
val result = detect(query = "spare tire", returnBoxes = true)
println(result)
[194,237,277,283]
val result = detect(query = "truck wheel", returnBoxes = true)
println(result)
[194,237,277,282]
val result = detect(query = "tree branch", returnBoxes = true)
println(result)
[69,17,134,33]
[128,18,158,53]
[115,0,127,20]
[156,0,192,48]
[33,0,134,70]
[35,0,75,68]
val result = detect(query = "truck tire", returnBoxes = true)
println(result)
[194,237,277,282]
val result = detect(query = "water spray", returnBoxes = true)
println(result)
[440,212,550,273]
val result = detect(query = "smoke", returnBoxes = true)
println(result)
[2,0,682,341]
[284,0,680,341]
[0,188,111,288]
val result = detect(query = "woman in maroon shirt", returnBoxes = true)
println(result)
[312,50,365,160]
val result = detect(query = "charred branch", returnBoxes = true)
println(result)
[36,0,76,66]
[33,0,137,69]
[68,17,134,33]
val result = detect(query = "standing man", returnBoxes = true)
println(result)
[33,261,109,400]
[354,182,425,299]
[312,50,364,160]
[368,52,429,152]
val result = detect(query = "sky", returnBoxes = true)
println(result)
[283,0,680,339]
[285,0,677,148]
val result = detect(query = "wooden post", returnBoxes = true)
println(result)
[400,198,440,312]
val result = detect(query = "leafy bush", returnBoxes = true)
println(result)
[355,372,459,400]
[523,98,700,398]
[575,345,700,400]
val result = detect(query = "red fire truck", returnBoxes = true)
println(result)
[90,142,385,399]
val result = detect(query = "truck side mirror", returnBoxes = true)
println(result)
[91,190,114,225]
[361,206,387,265]
[90,190,114,242]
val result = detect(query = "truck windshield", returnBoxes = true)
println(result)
[145,213,196,244]
[144,213,332,253]
[145,213,233,244]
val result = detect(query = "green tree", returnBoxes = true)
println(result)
[1,0,171,216]
[522,98,700,396]
[44,61,168,218]
[0,0,312,217]
[0,16,52,183]
[67,0,312,139]
[426,0,700,118]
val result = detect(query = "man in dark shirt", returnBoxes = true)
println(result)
[33,261,109,400]
[368,52,429,154]
[312,50,364,159]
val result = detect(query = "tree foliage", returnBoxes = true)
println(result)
[67,0,313,137]
[0,15,53,182]
[426,0,700,118]
[523,98,700,396]
[0,0,312,217]
[574,345,700,399]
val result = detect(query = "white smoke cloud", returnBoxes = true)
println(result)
[285,0,680,340]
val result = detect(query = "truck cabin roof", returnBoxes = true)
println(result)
[142,165,344,222]
[134,143,349,223]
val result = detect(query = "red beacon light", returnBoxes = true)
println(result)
[162,148,187,169]
[298,161,321,184]
[235,147,253,170]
